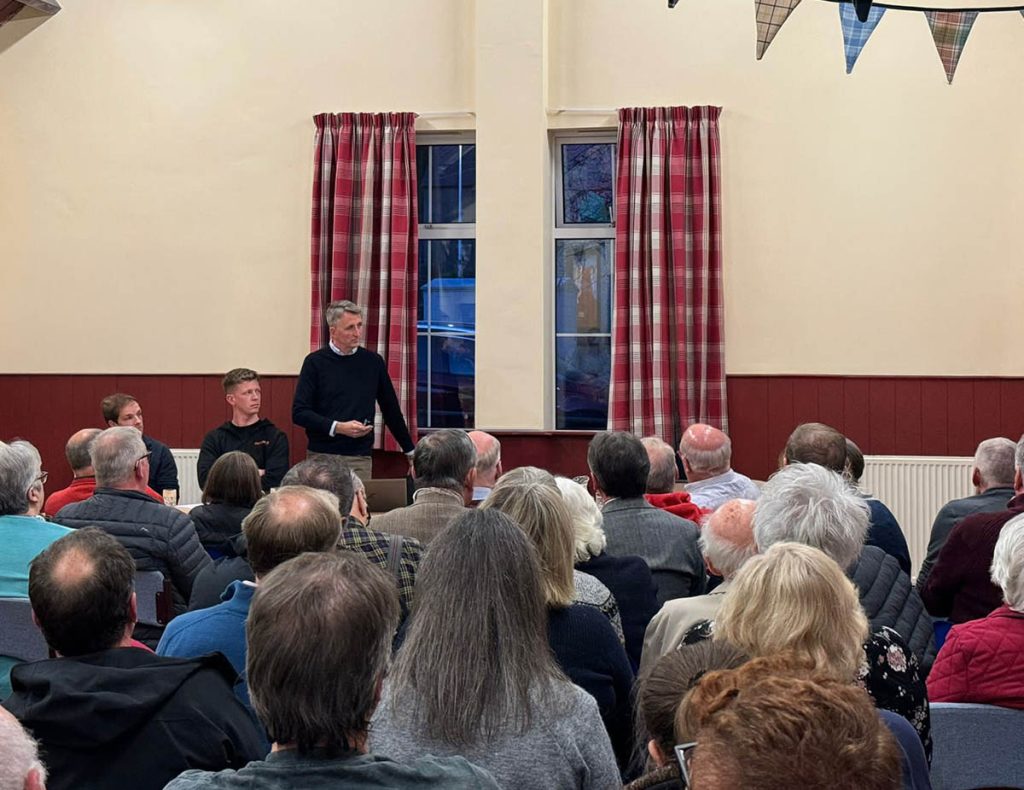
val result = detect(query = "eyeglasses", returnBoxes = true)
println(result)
[136,451,152,468]
[674,741,697,787]
[34,471,48,486]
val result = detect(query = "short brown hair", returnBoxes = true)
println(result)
[29,528,135,656]
[202,451,263,507]
[222,368,259,393]
[784,422,847,473]
[246,551,399,754]
[679,655,901,790]
[242,486,342,577]
[100,393,138,424]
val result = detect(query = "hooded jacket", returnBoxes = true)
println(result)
[3,647,266,790]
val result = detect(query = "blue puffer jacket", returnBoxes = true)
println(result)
[849,545,937,675]
[56,488,211,615]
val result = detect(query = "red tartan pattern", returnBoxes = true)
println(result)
[310,112,418,452]
[609,106,727,441]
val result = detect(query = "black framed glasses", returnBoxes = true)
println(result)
[136,451,152,468]
[33,471,48,487]
[674,741,697,787]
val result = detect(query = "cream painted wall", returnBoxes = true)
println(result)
[2,0,1023,427]
[551,0,1024,376]
[0,0,473,373]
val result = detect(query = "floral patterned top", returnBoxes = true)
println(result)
[680,620,932,763]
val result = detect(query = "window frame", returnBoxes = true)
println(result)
[550,131,617,431]
[417,133,477,429]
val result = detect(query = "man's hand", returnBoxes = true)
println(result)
[335,420,374,438]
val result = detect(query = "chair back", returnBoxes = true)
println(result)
[0,598,48,662]
[930,702,1024,789]
[134,571,174,627]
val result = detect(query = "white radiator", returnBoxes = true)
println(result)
[171,448,203,507]
[860,455,975,579]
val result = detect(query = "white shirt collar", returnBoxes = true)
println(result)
[329,340,358,357]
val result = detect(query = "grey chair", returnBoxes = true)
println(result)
[0,597,48,662]
[930,702,1024,789]
[134,571,174,627]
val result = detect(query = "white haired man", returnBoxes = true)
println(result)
[916,437,1017,589]
[641,436,706,523]
[468,430,501,503]
[679,424,759,509]
[292,300,415,481]
[0,707,46,790]
[640,499,757,675]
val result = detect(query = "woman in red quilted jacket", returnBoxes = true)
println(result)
[928,512,1024,708]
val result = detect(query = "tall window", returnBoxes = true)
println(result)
[553,134,616,430]
[417,138,476,429]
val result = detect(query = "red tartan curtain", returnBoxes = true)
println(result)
[310,112,418,452]
[608,106,727,439]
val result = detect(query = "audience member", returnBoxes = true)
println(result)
[190,451,263,553]
[713,541,932,759]
[371,428,475,543]
[0,440,71,698]
[920,434,1024,624]
[641,499,757,675]
[347,468,371,526]
[678,423,760,509]
[197,368,289,492]
[291,299,416,480]
[166,552,497,789]
[370,509,620,789]
[756,462,936,669]
[557,475,659,672]
[56,427,210,638]
[481,468,635,771]
[484,467,624,641]
[640,436,705,523]
[157,486,343,707]
[588,431,705,605]
[187,456,423,619]
[928,512,1024,708]
[785,423,911,574]
[4,529,264,790]
[921,436,1015,590]
[468,430,501,503]
[918,437,1016,589]
[101,392,179,499]
[678,658,903,790]
[0,706,46,790]
[627,641,748,790]
[44,428,162,516]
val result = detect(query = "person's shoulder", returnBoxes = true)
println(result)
[377,753,500,788]
[143,434,172,454]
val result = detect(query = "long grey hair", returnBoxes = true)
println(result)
[387,508,566,745]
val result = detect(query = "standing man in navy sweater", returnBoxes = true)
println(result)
[292,300,415,480]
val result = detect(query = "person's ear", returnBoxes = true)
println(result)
[24,765,45,790]
[648,739,668,767]
[106,420,117,428]
[1015,467,1023,494]
[972,468,982,490]
[128,591,138,627]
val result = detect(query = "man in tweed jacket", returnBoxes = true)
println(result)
[589,431,705,606]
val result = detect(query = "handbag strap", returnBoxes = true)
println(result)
[386,533,405,580]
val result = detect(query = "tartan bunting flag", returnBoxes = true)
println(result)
[755,0,802,60]
[925,10,978,84]
[840,2,886,74]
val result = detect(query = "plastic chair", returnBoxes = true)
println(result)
[0,597,48,662]
[930,702,1024,789]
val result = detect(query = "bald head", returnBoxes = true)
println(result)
[66,428,102,476]
[679,424,732,481]
[242,486,342,578]
[700,499,757,578]
[468,431,502,488]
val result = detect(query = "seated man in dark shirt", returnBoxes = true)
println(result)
[101,392,180,501]
[197,368,290,493]
[164,552,497,789]
[4,528,264,790]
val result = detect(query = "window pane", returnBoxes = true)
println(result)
[555,239,612,334]
[561,143,614,224]
[417,333,474,428]
[416,146,430,222]
[555,336,610,430]
[419,240,475,328]
[430,144,475,223]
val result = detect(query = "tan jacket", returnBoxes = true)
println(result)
[369,487,466,544]
[639,580,732,677]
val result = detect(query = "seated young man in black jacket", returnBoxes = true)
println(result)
[197,368,290,493]
[3,528,265,790]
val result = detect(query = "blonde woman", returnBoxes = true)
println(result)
[712,542,931,760]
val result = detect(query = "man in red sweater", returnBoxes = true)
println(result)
[921,435,1024,624]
